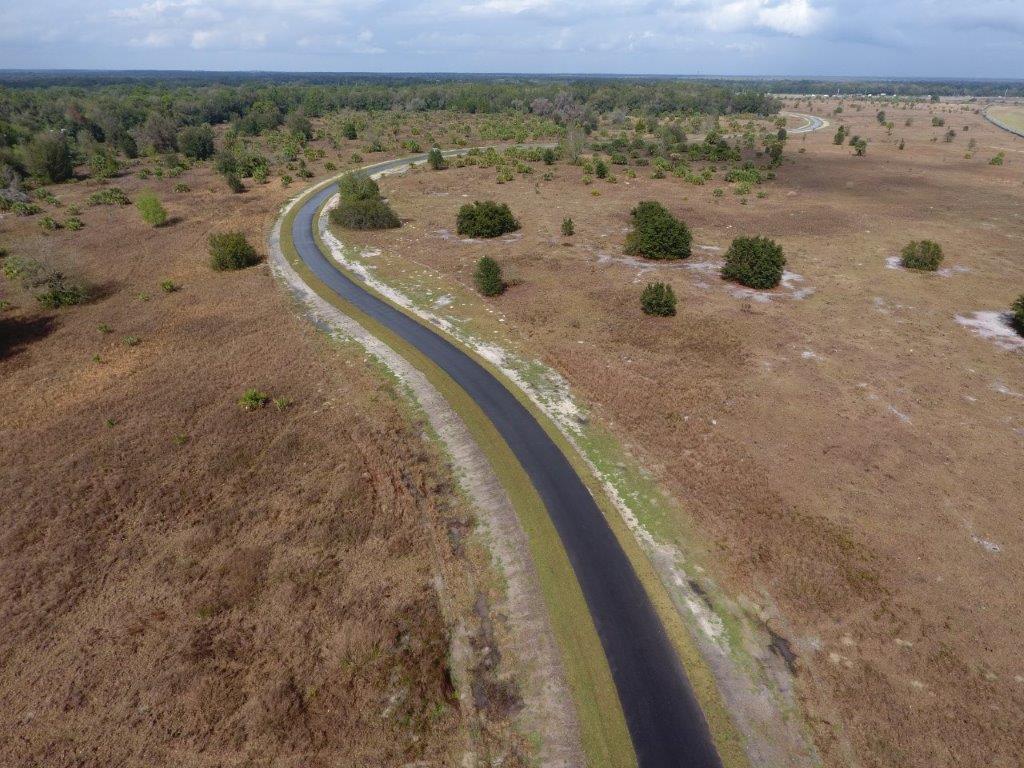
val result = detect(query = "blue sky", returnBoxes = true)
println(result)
[1,0,1022,78]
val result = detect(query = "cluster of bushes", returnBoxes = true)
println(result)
[624,201,691,260]
[721,236,786,289]
[900,240,943,271]
[457,200,519,238]
[329,172,400,230]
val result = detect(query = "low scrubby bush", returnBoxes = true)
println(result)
[474,256,505,296]
[624,201,691,260]
[208,231,259,271]
[88,187,130,206]
[225,173,245,193]
[35,271,89,308]
[427,147,448,170]
[640,282,676,316]
[561,217,574,236]
[329,198,400,230]
[900,240,943,271]
[722,236,786,289]
[457,200,519,238]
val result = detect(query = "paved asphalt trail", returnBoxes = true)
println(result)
[291,159,724,768]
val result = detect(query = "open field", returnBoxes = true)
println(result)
[330,98,1024,767]
[0,127,539,766]
[985,105,1024,136]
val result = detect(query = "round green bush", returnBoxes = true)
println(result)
[177,124,215,160]
[624,201,691,260]
[329,198,400,230]
[338,172,381,202]
[136,192,168,227]
[474,256,505,296]
[900,240,943,271]
[208,231,259,271]
[722,236,786,289]
[457,200,520,238]
[1012,294,1024,336]
[427,148,448,170]
[640,282,676,316]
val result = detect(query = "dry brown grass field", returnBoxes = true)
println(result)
[0,119,536,767]
[334,98,1024,767]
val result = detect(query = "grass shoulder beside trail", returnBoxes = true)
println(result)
[278,173,637,768]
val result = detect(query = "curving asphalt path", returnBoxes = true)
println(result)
[780,111,828,134]
[291,158,724,768]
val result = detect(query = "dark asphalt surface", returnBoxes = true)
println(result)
[291,159,725,768]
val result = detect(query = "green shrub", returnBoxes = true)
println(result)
[427,147,448,170]
[457,200,520,238]
[136,192,167,227]
[35,271,89,308]
[173,183,190,193]
[338,172,380,202]
[177,124,216,160]
[722,236,786,289]
[12,202,42,216]
[39,216,60,231]
[88,187,130,206]
[640,282,676,316]
[160,279,179,293]
[623,201,691,260]
[64,217,84,231]
[89,151,120,180]
[989,152,1005,166]
[329,198,401,230]
[239,388,270,411]
[25,132,73,183]
[594,158,608,179]
[3,254,45,283]
[1012,295,1024,335]
[561,217,574,236]
[900,240,943,271]
[208,231,259,271]
[474,256,505,296]
[543,148,556,165]
[343,121,358,140]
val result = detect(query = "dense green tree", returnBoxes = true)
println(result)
[209,232,259,271]
[474,256,505,296]
[640,282,676,316]
[624,201,691,260]
[457,201,520,238]
[900,240,943,271]
[25,132,74,183]
[722,236,786,289]
[177,124,215,160]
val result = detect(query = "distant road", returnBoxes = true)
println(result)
[288,153,724,768]
[983,106,1024,139]
[781,111,829,134]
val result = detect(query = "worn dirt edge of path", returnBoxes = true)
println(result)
[268,192,585,768]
